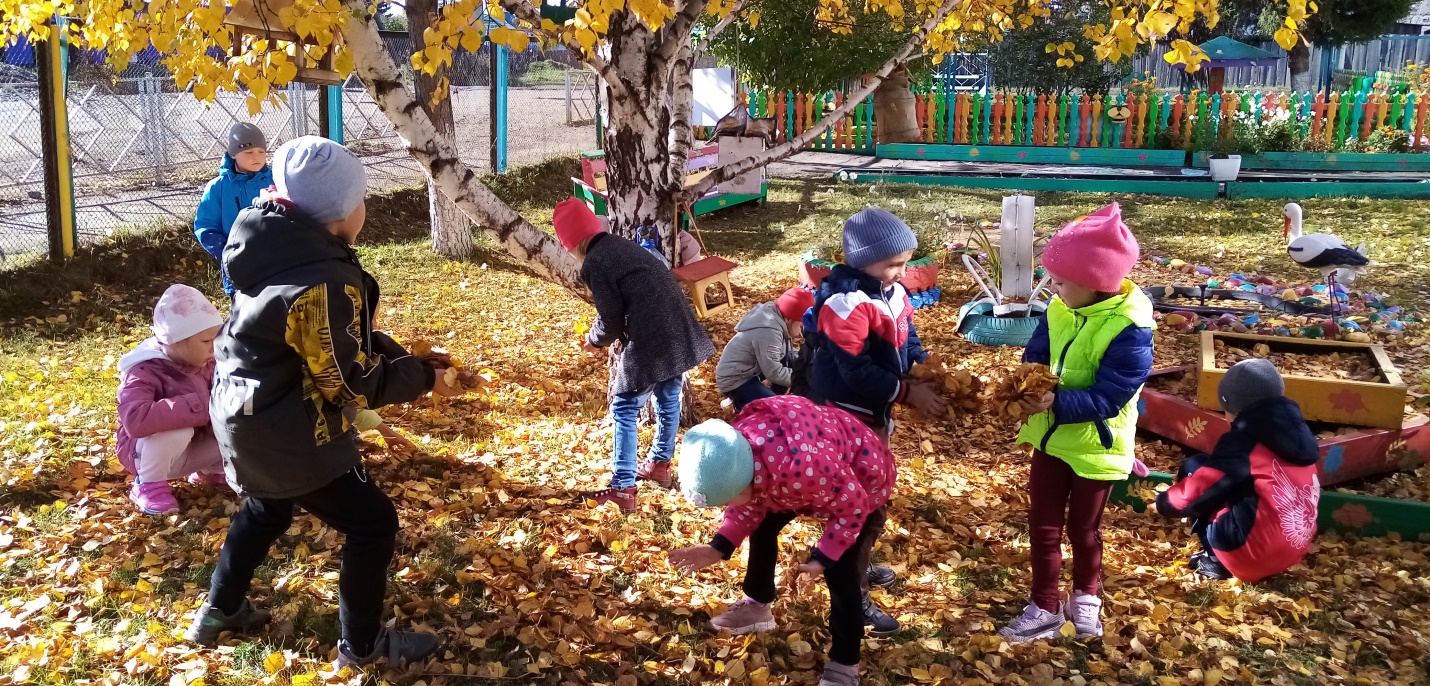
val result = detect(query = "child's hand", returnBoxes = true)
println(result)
[797,559,827,576]
[432,368,476,397]
[376,424,417,454]
[1017,391,1055,417]
[669,545,723,573]
[580,338,601,354]
[905,382,948,418]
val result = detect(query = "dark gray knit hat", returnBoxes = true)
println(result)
[842,207,918,270]
[1218,359,1284,415]
[227,122,267,156]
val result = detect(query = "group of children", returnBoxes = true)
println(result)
[111,123,1324,683]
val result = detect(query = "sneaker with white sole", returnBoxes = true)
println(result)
[1066,591,1103,639]
[335,626,439,669]
[709,597,776,634]
[996,602,1066,644]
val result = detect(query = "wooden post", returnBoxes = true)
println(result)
[37,17,76,260]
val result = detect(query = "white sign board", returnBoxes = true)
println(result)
[693,67,736,127]
[717,136,765,195]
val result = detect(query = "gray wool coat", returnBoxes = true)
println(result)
[582,234,716,394]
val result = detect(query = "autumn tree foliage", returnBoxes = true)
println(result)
[1,0,1311,294]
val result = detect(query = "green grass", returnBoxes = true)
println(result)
[515,60,571,86]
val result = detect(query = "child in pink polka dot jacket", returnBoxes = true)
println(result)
[668,395,895,686]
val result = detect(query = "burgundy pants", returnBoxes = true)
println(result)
[1028,450,1115,613]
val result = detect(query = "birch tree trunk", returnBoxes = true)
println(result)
[407,0,472,259]
[341,2,587,296]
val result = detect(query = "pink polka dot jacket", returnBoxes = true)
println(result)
[707,396,896,567]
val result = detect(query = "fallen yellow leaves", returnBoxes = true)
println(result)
[986,363,1061,419]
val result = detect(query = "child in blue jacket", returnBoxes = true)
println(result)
[195,123,273,294]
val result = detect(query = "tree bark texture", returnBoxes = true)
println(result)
[341,3,588,297]
[1289,41,1313,94]
[406,0,472,260]
[873,65,920,144]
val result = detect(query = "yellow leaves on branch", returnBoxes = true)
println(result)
[1045,40,1084,69]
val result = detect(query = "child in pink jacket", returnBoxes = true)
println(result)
[668,396,895,686]
[116,284,227,514]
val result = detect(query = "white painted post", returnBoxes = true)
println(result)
[996,194,1035,315]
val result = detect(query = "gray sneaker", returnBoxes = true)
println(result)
[184,599,271,646]
[818,661,859,686]
[336,626,440,668]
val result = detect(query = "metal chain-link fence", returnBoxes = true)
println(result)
[0,32,598,268]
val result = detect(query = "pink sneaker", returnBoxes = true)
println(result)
[130,481,179,515]
[188,472,231,489]
[709,597,776,634]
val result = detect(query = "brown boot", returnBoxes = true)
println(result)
[636,459,674,489]
[579,486,637,512]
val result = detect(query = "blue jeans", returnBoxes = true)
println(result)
[724,375,788,412]
[610,375,683,488]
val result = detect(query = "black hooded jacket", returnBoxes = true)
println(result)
[210,200,433,499]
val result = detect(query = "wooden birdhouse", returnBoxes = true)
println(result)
[225,0,343,86]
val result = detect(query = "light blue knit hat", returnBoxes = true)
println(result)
[842,207,918,269]
[274,136,367,224]
[677,420,754,508]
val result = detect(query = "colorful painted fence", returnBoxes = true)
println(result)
[749,88,1430,154]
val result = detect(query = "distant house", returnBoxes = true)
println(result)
[1394,0,1430,35]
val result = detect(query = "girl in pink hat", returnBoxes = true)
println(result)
[997,202,1155,644]
[116,284,229,514]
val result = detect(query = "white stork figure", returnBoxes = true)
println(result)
[1283,203,1369,305]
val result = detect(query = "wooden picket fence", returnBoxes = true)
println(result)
[747,88,1430,153]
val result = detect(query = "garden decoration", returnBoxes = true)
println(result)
[956,195,1050,347]
[1283,203,1370,313]
[225,0,342,86]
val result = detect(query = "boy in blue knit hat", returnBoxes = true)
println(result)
[808,207,946,442]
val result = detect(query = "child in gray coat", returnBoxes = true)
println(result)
[716,288,813,411]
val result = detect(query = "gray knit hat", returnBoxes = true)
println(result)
[842,208,918,270]
[1218,359,1285,415]
[227,122,267,157]
[274,136,367,224]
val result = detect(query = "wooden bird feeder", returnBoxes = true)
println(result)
[225,0,343,86]
[672,255,738,319]
[1198,331,1407,429]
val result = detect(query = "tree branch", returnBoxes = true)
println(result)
[341,1,589,297]
[684,0,958,201]
[497,0,631,104]
[694,0,746,58]
[666,36,696,208]
[660,0,711,61]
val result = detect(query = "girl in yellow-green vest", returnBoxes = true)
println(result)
[996,203,1154,645]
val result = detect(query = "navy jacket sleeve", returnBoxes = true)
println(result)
[1022,316,1051,365]
[1050,325,1153,425]
[905,320,929,368]
[1155,440,1252,519]
[194,178,228,261]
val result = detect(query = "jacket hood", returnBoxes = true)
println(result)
[225,200,356,291]
[1231,396,1320,466]
[735,301,788,334]
[118,338,171,375]
[823,263,891,299]
[1068,279,1156,328]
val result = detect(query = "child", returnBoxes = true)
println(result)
[668,396,894,686]
[194,122,274,295]
[999,202,1154,644]
[716,287,813,411]
[116,284,228,515]
[553,198,716,511]
[1156,359,1320,582]
[191,137,464,666]
[808,208,946,443]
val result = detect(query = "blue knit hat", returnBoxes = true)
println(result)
[274,136,367,224]
[677,420,754,508]
[842,208,918,269]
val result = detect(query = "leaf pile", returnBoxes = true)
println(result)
[907,352,984,417]
[984,363,1061,419]
[1213,340,1384,383]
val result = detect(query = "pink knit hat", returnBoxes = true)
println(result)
[152,284,223,345]
[1041,202,1139,293]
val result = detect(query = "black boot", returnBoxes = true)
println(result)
[1190,552,1233,581]
[866,565,896,589]
[862,592,900,637]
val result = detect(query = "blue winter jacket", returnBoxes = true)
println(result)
[1021,315,1154,428]
[808,264,928,428]
[194,154,273,293]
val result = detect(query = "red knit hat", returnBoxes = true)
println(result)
[776,287,815,321]
[1041,202,1139,293]
[553,198,606,252]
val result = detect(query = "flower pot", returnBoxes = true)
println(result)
[1208,154,1242,181]
[799,255,941,293]
[957,300,1047,347]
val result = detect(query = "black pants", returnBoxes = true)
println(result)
[741,507,887,666]
[208,466,399,649]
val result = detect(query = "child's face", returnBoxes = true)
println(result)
[785,319,803,344]
[862,249,914,288]
[165,325,221,368]
[234,147,267,173]
[1048,273,1101,309]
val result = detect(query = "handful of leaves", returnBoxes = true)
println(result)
[908,352,984,417]
[986,363,1060,419]
[410,338,485,394]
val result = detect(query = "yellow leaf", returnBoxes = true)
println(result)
[1144,10,1177,36]
[1205,668,1224,686]
[920,439,934,454]
[246,95,263,117]
[248,77,270,101]
[1274,27,1299,50]
[291,675,316,686]
[508,31,531,53]
[334,47,354,76]
[574,321,590,335]
[1059,621,1077,638]
[1045,42,1056,53]
[460,27,484,53]
[263,651,286,675]
[1151,603,1171,623]
[748,11,759,28]
[575,28,597,50]
[140,553,161,567]
[135,578,154,593]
